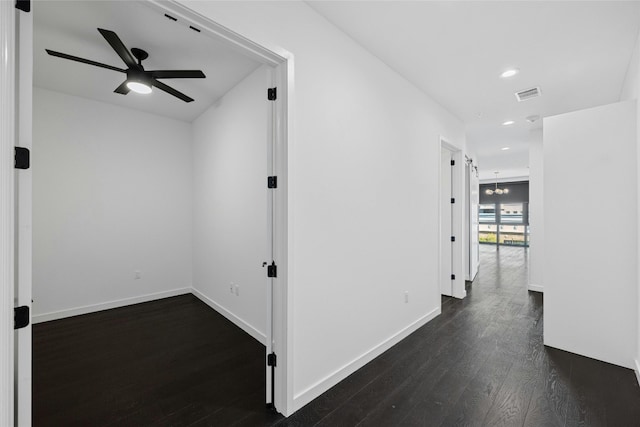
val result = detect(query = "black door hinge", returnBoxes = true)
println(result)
[451,160,455,166]
[267,261,277,278]
[15,0,30,12]
[14,306,29,329]
[268,176,277,189]
[267,352,277,367]
[266,351,277,411]
[451,198,455,204]
[15,147,30,169]
[451,274,456,280]
[268,87,277,101]
[451,236,456,242]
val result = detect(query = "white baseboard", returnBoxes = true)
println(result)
[528,283,544,293]
[32,287,192,323]
[191,288,266,345]
[292,306,441,412]
[635,359,640,387]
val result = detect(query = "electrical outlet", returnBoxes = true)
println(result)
[404,291,409,303]
[235,284,240,296]
[134,270,141,280]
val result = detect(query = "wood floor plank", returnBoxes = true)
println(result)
[438,351,514,427]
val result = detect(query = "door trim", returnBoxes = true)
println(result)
[15,5,33,426]
[0,2,17,425]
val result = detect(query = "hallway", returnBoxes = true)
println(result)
[280,245,640,426]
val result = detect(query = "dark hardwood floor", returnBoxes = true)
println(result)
[33,294,282,427]
[34,245,640,426]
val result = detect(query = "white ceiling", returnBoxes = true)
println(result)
[34,1,263,122]
[307,1,640,179]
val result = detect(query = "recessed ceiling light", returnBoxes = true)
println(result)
[500,68,520,78]
[502,120,515,126]
[501,147,510,151]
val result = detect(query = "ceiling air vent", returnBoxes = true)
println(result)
[515,87,541,102]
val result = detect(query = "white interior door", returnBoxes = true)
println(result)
[16,4,33,426]
[469,166,479,280]
[440,147,453,296]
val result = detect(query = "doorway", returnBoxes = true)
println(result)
[8,1,291,424]
[439,139,465,299]
[440,146,453,296]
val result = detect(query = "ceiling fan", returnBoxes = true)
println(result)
[46,28,206,103]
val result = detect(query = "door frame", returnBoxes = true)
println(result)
[15,4,33,426]
[0,2,17,425]
[440,146,453,296]
[439,137,466,300]
[2,0,295,421]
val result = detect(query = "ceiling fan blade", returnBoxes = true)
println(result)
[114,81,130,95]
[152,79,194,103]
[45,49,126,73]
[97,28,138,69]
[150,70,206,79]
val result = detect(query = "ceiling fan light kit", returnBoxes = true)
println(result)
[46,28,206,102]
[125,68,152,94]
[126,81,152,94]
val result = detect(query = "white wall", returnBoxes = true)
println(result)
[33,87,192,321]
[620,22,640,382]
[528,129,543,293]
[543,101,637,369]
[192,65,268,344]
[179,1,466,413]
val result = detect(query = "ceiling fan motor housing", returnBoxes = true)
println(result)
[127,69,151,85]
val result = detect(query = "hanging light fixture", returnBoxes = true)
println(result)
[485,171,509,195]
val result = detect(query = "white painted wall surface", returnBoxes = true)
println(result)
[544,101,637,369]
[32,87,193,321]
[621,30,639,103]
[179,1,466,412]
[620,22,640,382]
[528,129,543,293]
[620,24,640,383]
[192,66,268,343]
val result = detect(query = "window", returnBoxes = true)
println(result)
[479,224,498,243]
[479,204,496,223]
[499,225,527,246]
[500,203,523,223]
[478,202,529,247]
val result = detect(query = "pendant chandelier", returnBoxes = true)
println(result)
[485,171,509,195]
